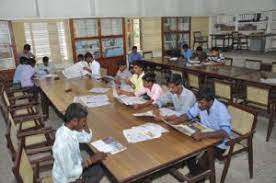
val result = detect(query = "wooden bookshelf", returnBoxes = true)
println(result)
[161,17,191,56]
[69,18,126,75]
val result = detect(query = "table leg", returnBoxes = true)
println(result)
[207,146,216,183]
[40,89,49,120]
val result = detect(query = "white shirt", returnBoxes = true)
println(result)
[36,63,55,75]
[52,125,92,183]
[20,65,35,87]
[62,61,90,79]
[89,60,101,79]
[155,86,196,115]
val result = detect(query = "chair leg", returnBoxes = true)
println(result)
[248,138,254,178]
[220,156,232,183]
[266,104,275,142]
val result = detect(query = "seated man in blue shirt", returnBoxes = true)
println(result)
[128,46,142,65]
[181,44,193,60]
[168,87,231,178]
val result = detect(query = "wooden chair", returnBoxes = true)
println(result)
[245,59,262,71]
[12,140,53,183]
[271,62,276,72]
[185,71,202,93]
[143,51,153,60]
[231,31,249,50]
[193,31,208,50]
[6,111,53,161]
[213,79,233,103]
[243,82,276,141]
[224,57,233,66]
[218,103,257,183]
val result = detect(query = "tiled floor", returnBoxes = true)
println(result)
[1,106,276,183]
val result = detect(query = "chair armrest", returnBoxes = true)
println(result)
[13,113,44,123]
[8,94,35,101]
[31,155,53,165]
[26,146,52,155]
[17,127,55,138]
[10,101,40,111]
[226,131,255,146]
[7,86,33,93]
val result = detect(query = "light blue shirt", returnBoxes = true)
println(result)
[52,125,92,183]
[155,86,196,115]
[186,99,232,149]
[20,65,35,87]
[13,64,24,83]
[128,52,142,64]
[182,49,193,60]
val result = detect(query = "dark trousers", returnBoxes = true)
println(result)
[82,164,105,183]
[187,147,225,176]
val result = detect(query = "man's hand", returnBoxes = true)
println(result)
[153,108,163,121]
[133,104,141,110]
[192,132,206,141]
[89,152,107,164]
[83,67,91,72]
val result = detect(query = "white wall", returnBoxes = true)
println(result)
[0,0,275,19]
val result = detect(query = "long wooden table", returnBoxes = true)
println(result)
[38,77,221,183]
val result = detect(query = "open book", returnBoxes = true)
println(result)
[113,88,146,105]
[73,95,110,108]
[133,108,181,117]
[91,137,126,155]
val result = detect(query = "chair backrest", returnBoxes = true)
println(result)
[245,59,262,70]
[245,83,270,106]
[9,112,20,153]
[143,51,153,60]
[271,62,276,73]
[187,72,200,90]
[214,79,232,102]
[193,31,202,41]
[228,103,257,135]
[224,57,233,66]
[13,141,34,183]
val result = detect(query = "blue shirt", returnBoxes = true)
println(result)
[128,52,142,64]
[155,87,196,115]
[182,49,193,60]
[13,64,24,83]
[52,125,92,183]
[186,99,231,149]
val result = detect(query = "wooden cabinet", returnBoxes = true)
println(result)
[69,18,126,75]
[0,20,17,80]
[162,17,191,56]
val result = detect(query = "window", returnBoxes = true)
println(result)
[23,20,72,63]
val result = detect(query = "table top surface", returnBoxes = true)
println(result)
[38,77,220,183]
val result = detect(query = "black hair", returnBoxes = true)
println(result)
[132,61,144,70]
[19,57,27,65]
[65,103,88,123]
[84,52,93,59]
[196,46,203,51]
[197,87,215,102]
[42,56,49,62]
[28,58,36,66]
[23,44,31,51]
[167,73,182,85]
[117,60,127,66]
[132,46,138,50]
[179,55,185,59]
[211,47,220,52]
[142,72,156,83]
[182,44,189,49]
[77,54,84,60]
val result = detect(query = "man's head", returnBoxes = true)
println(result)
[211,47,220,56]
[142,72,156,89]
[85,52,93,62]
[64,103,88,131]
[132,46,138,53]
[42,56,49,66]
[23,44,31,54]
[132,61,143,75]
[19,57,27,65]
[182,44,189,51]
[167,74,183,95]
[77,54,84,62]
[28,58,36,67]
[196,46,203,54]
[117,60,127,72]
[178,55,185,62]
[197,87,215,111]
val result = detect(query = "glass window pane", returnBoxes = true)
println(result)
[163,18,177,31]
[102,37,124,58]
[73,19,98,38]
[101,18,122,36]
[75,39,100,56]
[163,33,177,50]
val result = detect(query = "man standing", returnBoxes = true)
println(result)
[18,44,35,59]
[52,103,107,183]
